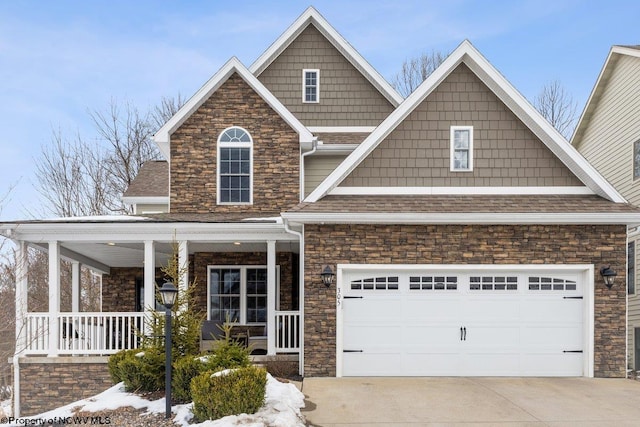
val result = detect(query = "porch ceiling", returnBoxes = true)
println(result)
[59,241,299,269]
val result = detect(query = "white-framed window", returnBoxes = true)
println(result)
[217,127,253,204]
[450,126,473,172]
[207,265,280,324]
[302,69,319,103]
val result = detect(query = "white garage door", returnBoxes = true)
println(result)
[340,268,585,377]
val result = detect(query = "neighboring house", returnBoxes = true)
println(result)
[2,7,640,417]
[571,45,640,372]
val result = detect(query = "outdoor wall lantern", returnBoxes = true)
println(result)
[320,265,335,287]
[159,281,178,419]
[599,266,617,289]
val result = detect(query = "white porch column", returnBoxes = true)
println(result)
[15,241,28,355]
[71,261,81,313]
[144,240,156,334]
[267,240,277,355]
[178,240,189,291]
[48,241,60,357]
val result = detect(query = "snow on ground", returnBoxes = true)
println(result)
[6,374,305,427]
[1,398,11,418]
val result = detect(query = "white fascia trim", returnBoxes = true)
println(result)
[307,126,376,133]
[2,222,298,243]
[281,212,640,225]
[153,57,314,159]
[329,186,595,196]
[315,144,359,155]
[249,6,403,107]
[305,40,626,204]
[121,196,169,205]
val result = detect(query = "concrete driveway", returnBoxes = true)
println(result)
[301,377,640,426]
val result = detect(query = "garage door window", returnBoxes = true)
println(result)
[409,276,458,290]
[351,276,399,290]
[470,276,517,290]
[528,276,577,291]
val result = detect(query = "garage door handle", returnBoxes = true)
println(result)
[460,327,463,341]
[463,327,467,341]
[344,296,363,299]
[343,349,363,353]
[563,350,583,353]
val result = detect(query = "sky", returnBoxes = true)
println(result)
[0,0,638,221]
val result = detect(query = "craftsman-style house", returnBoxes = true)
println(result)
[3,7,640,416]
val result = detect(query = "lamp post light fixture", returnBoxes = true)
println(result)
[159,281,178,419]
[320,265,335,288]
[599,266,617,289]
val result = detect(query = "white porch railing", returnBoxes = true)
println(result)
[275,311,300,353]
[23,311,300,356]
[24,312,147,355]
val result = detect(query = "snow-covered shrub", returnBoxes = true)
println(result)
[191,366,267,422]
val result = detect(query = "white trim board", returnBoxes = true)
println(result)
[335,263,594,378]
[281,212,640,225]
[249,6,402,107]
[329,186,595,196]
[305,40,625,204]
[308,126,376,133]
[121,196,169,205]
[153,57,314,160]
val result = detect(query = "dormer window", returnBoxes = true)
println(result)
[303,69,319,103]
[217,127,253,204]
[450,126,473,172]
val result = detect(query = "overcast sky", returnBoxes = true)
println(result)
[1,0,638,220]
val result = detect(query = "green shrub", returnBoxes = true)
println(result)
[172,355,208,403]
[107,349,139,384]
[205,321,251,370]
[191,366,267,422]
[118,347,165,392]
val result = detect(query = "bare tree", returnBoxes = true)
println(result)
[391,50,448,97]
[34,96,184,217]
[533,80,577,140]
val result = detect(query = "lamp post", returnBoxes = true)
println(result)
[159,282,178,419]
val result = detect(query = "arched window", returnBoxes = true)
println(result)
[217,127,253,204]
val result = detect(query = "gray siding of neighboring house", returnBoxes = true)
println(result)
[573,54,640,370]
[257,24,395,127]
[305,155,347,196]
[576,55,640,204]
[341,63,582,187]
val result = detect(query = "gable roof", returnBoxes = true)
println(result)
[249,6,403,108]
[153,57,314,160]
[305,40,626,204]
[572,45,640,147]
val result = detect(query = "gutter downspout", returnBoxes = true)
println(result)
[283,219,304,376]
[300,137,319,201]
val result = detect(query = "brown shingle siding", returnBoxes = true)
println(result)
[342,63,582,187]
[257,24,394,127]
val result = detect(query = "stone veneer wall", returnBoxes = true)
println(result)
[17,357,111,416]
[192,252,296,314]
[170,73,300,214]
[101,267,141,312]
[303,224,627,377]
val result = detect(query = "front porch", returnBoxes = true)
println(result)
[3,217,304,416]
